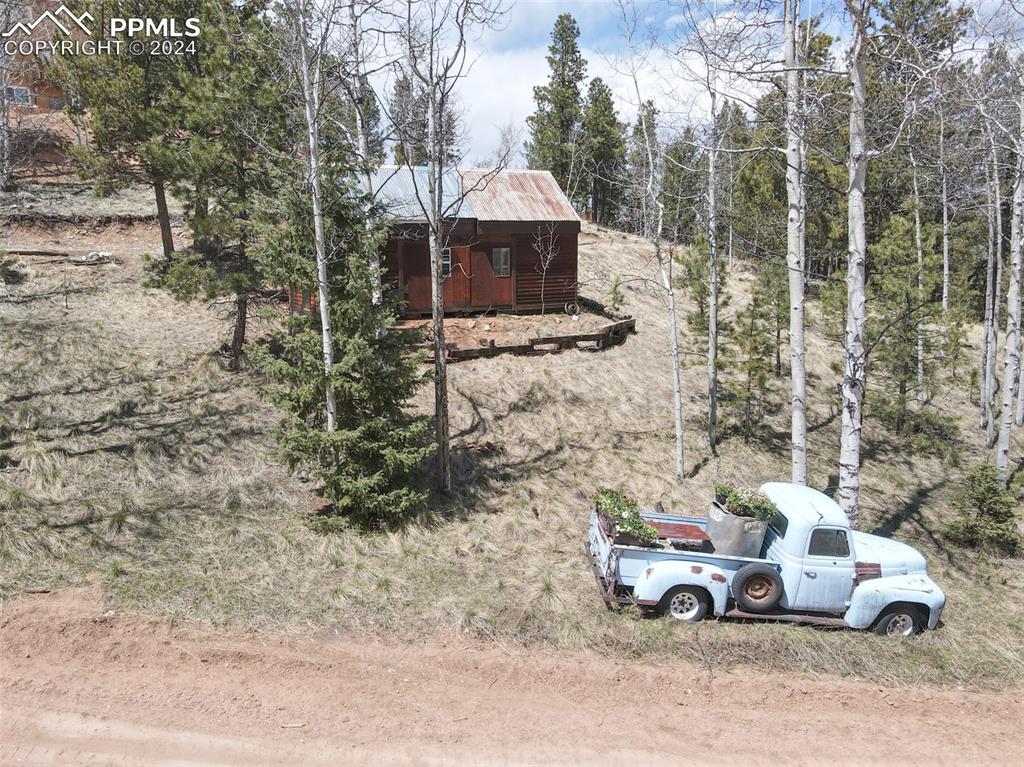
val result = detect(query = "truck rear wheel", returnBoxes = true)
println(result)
[732,563,784,612]
[659,586,710,623]
[873,605,925,636]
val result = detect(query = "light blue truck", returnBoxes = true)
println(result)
[587,482,946,636]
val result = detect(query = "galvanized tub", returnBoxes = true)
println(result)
[706,502,768,558]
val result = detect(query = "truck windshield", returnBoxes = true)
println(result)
[768,511,788,539]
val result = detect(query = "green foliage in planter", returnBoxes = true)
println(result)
[944,463,1021,553]
[594,488,658,544]
[722,486,778,522]
[714,482,734,500]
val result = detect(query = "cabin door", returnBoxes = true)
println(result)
[400,240,432,313]
[443,245,472,310]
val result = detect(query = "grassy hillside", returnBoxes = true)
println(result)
[1,222,1021,689]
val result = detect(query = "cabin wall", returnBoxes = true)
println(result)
[384,222,578,315]
[513,229,578,312]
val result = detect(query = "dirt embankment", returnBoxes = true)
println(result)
[1,588,1020,766]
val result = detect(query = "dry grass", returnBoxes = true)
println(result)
[0,182,184,221]
[1,223,1022,690]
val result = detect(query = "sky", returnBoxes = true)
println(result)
[449,0,693,165]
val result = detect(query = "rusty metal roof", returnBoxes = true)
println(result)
[461,169,580,223]
[365,166,579,223]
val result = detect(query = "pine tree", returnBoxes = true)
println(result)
[147,0,287,370]
[346,75,385,164]
[47,0,198,257]
[724,271,776,436]
[525,13,586,202]
[580,77,624,225]
[662,128,703,243]
[622,100,658,234]
[866,211,944,435]
[390,73,456,166]
[249,172,431,529]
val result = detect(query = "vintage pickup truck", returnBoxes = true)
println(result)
[587,482,946,636]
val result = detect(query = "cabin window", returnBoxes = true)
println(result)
[4,86,30,106]
[807,528,850,558]
[441,248,451,278]
[491,247,511,277]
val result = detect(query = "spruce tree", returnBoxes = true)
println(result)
[249,171,432,529]
[525,13,586,201]
[580,77,624,225]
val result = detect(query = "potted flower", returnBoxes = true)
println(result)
[714,482,734,507]
[707,486,779,557]
[724,488,778,522]
[594,488,659,546]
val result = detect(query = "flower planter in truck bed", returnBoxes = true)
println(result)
[707,501,768,558]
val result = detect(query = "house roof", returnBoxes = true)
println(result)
[366,166,579,224]
[460,168,580,223]
[367,165,475,221]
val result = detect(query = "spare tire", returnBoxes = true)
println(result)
[732,563,784,612]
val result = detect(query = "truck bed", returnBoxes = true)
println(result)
[588,509,774,604]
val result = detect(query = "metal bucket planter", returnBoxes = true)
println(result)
[707,502,768,558]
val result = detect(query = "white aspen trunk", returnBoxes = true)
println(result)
[727,150,734,269]
[0,3,11,191]
[707,97,719,452]
[1017,330,1024,426]
[839,1,869,529]
[427,79,451,494]
[981,167,996,428]
[987,141,1004,446]
[636,92,685,480]
[348,1,383,307]
[296,2,337,432]
[995,97,1024,483]
[910,154,926,405]
[0,74,10,191]
[939,112,950,315]
[785,0,807,485]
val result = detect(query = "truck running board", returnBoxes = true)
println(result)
[724,608,848,628]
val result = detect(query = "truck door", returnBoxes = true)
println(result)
[793,527,855,613]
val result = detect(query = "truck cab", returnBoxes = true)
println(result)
[758,483,945,632]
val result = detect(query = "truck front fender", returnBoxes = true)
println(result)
[632,560,731,616]
[846,574,946,630]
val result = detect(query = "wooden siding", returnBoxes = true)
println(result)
[512,231,578,311]
[383,225,578,315]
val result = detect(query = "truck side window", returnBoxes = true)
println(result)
[808,528,850,558]
[768,511,788,539]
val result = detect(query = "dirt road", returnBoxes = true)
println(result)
[1,588,1020,766]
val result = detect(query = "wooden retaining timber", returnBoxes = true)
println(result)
[424,316,636,363]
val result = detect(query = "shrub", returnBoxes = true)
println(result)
[944,463,1021,553]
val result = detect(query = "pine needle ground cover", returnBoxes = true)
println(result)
[1,223,1021,690]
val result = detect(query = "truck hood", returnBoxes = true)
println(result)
[851,531,928,575]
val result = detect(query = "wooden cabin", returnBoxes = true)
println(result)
[371,166,581,316]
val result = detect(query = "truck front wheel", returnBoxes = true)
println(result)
[873,606,925,636]
[659,586,710,622]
